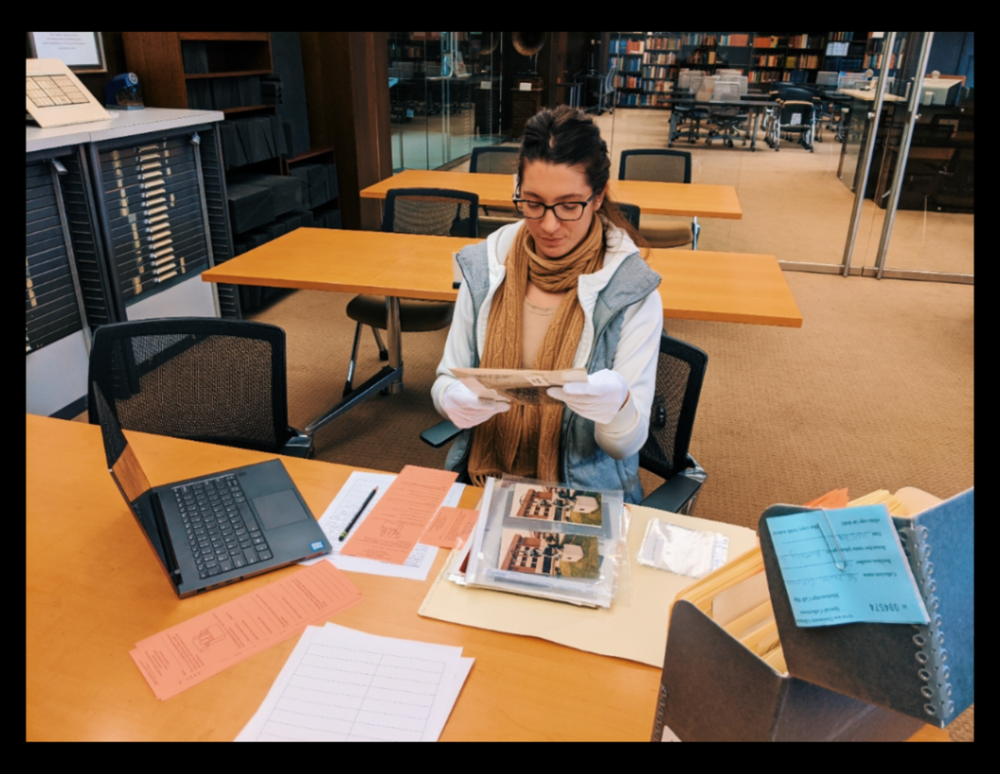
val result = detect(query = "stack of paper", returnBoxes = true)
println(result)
[236,624,473,742]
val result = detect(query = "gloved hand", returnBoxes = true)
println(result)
[441,380,511,429]
[547,369,630,425]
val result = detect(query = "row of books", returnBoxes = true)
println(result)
[644,51,678,65]
[828,31,857,41]
[609,56,643,72]
[643,65,674,79]
[615,76,676,93]
[684,33,717,46]
[865,53,899,70]
[617,92,674,107]
[717,33,750,47]
[787,34,825,49]
[610,38,646,54]
[646,36,681,51]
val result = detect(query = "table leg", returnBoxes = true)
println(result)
[668,109,678,148]
[750,109,760,152]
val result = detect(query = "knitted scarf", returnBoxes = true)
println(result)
[468,216,606,485]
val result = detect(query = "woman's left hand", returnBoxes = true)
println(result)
[546,369,630,425]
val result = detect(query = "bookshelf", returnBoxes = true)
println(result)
[751,32,827,84]
[863,33,907,73]
[824,31,867,74]
[612,32,752,108]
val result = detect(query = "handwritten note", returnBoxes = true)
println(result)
[419,506,480,549]
[767,504,929,627]
[340,466,458,564]
[129,561,363,700]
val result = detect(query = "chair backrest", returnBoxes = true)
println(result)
[619,149,692,184]
[779,101,814,125]
[87,317,293,453]
[470,146,519,175]
[382,187,479,237]
[639,333,709,480]
[616,202,640,230]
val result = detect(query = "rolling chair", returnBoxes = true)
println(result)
[669,89,711,145]
[619,149,700,249]
[638,332,709,514]
[470,146,521,235]
[343,187,478,395]
[87,317,313,458]
[419,332,709,515]
[706,81,748,148]
[771,101,815,152]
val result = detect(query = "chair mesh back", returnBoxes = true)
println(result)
[779,101,814,126]
[471,147,519,174]
[383,188,479,237]
[621,151,690,183]
[639,334,708,479]
[88,318,288,453]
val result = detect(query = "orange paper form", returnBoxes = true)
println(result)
[419,506,481,549]
[340,465,458,564]
[129,560,362,701]
[803,488,849,509]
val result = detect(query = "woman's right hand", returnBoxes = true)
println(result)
[440,381,510,429]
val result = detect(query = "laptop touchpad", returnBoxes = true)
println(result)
[252,490,309,530]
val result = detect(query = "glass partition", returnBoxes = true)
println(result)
[876,32,974,281]
[388,32,503,172]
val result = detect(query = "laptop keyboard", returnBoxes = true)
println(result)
[173,475,272,580]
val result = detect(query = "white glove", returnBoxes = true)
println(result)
[546,369,630,425]
[441,380,511,429]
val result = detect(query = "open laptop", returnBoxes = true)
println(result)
[94,383,331,598]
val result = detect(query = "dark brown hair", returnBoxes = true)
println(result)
[518,106,648,252]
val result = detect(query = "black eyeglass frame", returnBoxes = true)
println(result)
[511,190,597,221]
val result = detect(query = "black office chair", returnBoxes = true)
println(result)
[344,187,478,395]
[470,146,521,232]
[771,101,815,152]
[420,332,709,515]
[668,89,711,145]
[87,317,313,458]
[619,149,700,249]
[470,146,519,174]
[638,332,709,515]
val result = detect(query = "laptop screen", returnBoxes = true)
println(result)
[93,382,151,505]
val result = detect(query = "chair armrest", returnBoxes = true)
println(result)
[420,420,462,448]
[640,474,703,515]
[280,428,314,458]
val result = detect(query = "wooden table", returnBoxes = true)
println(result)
[25,414,947,741]
[202,229,802,432]
[360,169,743,220]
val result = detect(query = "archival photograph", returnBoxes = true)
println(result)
[509,484,603,526]
[497,529,601,580]
[450,367,587,406]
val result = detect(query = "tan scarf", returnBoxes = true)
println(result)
[468,216,607,485]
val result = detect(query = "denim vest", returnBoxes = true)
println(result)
[446,241,661,503]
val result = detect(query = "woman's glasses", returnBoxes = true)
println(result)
[512,191,596,222]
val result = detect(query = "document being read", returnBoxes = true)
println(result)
[450,367,587,405]
[767,504,930,627]
[236,623,473,742]
[303,471,465,581]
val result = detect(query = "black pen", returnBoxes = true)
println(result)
[339,487,378,541]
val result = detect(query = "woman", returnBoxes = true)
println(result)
[432,106,663,503]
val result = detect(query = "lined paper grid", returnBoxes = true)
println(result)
[237,625,472,741]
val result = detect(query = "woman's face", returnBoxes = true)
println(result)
[518,160,606,259]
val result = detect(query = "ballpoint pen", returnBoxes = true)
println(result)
[339,487,378,541]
